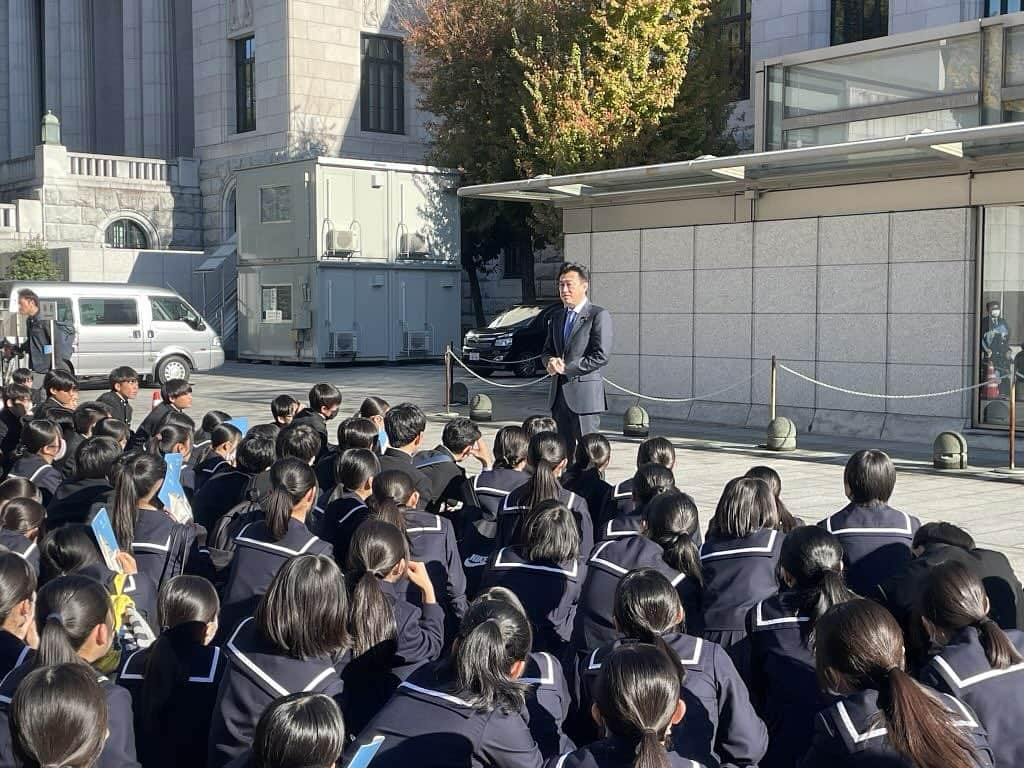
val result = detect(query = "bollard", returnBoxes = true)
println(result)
[933,432,968,470]
[623,405,650,438]
[470,393,493,421]
[766,416,797,451]
[450,382,469,405]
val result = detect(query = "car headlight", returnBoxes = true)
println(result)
[495,336,513,347]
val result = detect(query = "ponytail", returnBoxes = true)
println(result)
[572,433,611,474]
[643,491,703,587]
[110,453,164,549]
[525,432,565,510]
[364,496,407,536]
[345,520,405,658]
[453,599,531,713]
[613,569,686,639]
[264,458,317,541]
[34,575,111,669]
[0,553,36,624]
[883,667,976,768]
[778,526,855,636]
[148,424,192,458]
[492,426,528,471]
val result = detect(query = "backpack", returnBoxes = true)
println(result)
[206,491,263,577]
[53,320,75,367]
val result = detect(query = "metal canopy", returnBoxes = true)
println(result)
[457,122,1024,203]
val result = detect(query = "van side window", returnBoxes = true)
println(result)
[79,299,139,326]
[151,296,200,324]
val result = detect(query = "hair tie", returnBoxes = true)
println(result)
[884,665,899,678]
[635,727,661,755]
[45,612,63,626]
[976,617,996,629]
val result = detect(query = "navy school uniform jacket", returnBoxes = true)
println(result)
[0,530,37,574]
[460,468,531,595]
[47,477,113,528]
[0,664,140,768]
[195,455,232,496]
[798,688,993,768]
[575,535,702,652]
[817,502,920,596]
[343,659,544,768]
[498,487,594,560]
[549,740,707,768]
[342,577,445,736]
[699,529,783,651]
[6,454,60,505]
[0,633,30,683]
[414,446,474,516]
[480,546,584,653]
[404,508,469,629]
[745,592,836,768]
[315,491,369,568]
[522,651,575,759]
[119,642,227,768]
[597,515,704,549]
[601,477,635,526]
[561,468,614,532]
[313,446,339,497]
[580,633,767,768]
[208,616,347,768]
[130,506,212,591]
[193,470,257,531]
[378,448,435,509]
[917,627,1024,768]
[472,467,531,520]
[219,518,331,639]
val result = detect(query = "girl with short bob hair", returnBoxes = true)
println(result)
[745,526,856,768]
[10,663,108,768]
[806,598,993,768]
[342,596,543,768]
[209,554,349,768]
[357,395,390,453]
[744,465,801,532]
[480,499,583,652]
[700,477,785,651]
[8,419,63,505]
[0,552,36,678]
[250,692,345,768]
[579,569,767,768]
[119,575,224,768]
[605,436,678,521]
[0,497,44,572]
[916,561,1024,768]
[817,449,920,596]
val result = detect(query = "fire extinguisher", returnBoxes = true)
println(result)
[983,362,1000,399]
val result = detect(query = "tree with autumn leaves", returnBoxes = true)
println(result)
[405,0,738,322]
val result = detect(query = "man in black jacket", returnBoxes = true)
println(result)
[414,417,491,517]
[378,402,434,510]
[130,378,193,450]
[97,366,139,429]
[291,383,341,458]
[12,289,73,398]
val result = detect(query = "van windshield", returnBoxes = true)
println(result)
[150,296,202,326]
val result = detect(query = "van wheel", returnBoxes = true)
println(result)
[156,355,190,384]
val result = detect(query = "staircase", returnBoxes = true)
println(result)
[205,281,239,357]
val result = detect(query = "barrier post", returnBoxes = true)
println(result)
[444,342,453,414]
[770,355,777,422]
[1010,362,1017,471]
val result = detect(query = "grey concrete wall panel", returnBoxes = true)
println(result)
[889,261,968,315]
[641,270,693,314]
[811,409,887,438]
[752,357,816,406]
[641,313,694,357]
[817,313,888,363]
[693,357,753,404]
[591,230,640,273]
[815,361,887,413]
[890,209,968,262]
[754,218,818,267]
[753,314,816,360]
[614,313,640,357]
[884,363,973,417]
[818,213,890,265]
[753,266,817,313]
[694,268,752,314]
[641,227,694,271]
[589,271,639,315]
[887,313,968,366]
[695,223,753,269]
[640,356,693,399]
[694,314,753,358]
[564,234,591,268]
[818,264,888,314]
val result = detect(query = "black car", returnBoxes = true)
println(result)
[462,303,560,377]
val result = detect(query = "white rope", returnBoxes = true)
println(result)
[602,371,759,403]
[778,363,1008,400]
[449,351,551,389]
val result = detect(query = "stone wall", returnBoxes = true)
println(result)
[565,208,977,441]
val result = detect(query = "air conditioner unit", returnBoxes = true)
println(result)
[331,331,358,356]
[402,330,432,356]
[327,229,358,254]
[399,232,429,260]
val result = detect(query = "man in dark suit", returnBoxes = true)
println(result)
[541,262,613,457]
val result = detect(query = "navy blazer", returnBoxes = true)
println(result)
[745,592,837,768]
[548,740,706,768]
[195,455,232,495]
[580,633,767,768]
[0,633,30,684]
[561,468,614,532]
[0,530,37,574]
[404,509,469,631]
[480,546,583,653]
[699,529,783,650]
[575,536,702,653]
[192,470,257,530]
[498,486,593,559]
[120,642,227,768]
[472,468,531,520]
[817,503,920,596]
[208,617,347,768]
[7,454,60,505]
[47,477,113,528]
[541,301,612,415]
[918,627,1024,768]
[799,688,993,768]
[343,660,544,768]
[378,448,435,509]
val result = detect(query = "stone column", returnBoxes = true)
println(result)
[9,0,42,158]
[57,0,94,151]
[142,0,175,158]
[123,0,143,156]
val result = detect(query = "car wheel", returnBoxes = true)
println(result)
[513,357,539,378]
[156,354,191,384]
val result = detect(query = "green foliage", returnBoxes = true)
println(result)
[6,239,60,281]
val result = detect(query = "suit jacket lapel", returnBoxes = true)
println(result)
[565,304,590,349]
[554,306,567,355]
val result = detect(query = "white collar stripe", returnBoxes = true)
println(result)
[700,529,778,560]
[188,646,222,683]
[754,600,809,627]
[406,516,442,533]
[337,504,368,526]
[933,655,1024,689]
[588,541,628,575]
[836,701,887,742]
[493,548,578,578]
[825,510,913,536]
[227,619,290,697]
[519,653,556,685]
[399,681,472,707]
[235,533,322,556]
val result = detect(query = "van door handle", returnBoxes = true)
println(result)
[147,330,155,339]
[132,330,141,339]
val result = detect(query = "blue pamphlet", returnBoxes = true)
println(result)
[345,735,385,768]
[90,508,122,573]
[226,417,249,435]
[159,452,184,510]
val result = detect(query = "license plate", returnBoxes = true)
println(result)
[469,352,480,361]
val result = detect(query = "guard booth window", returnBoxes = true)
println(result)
[261,285,292,323]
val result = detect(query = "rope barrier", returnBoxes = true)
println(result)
[449,350,551,389]
[778,363,1009,400]
[602,371,760,403]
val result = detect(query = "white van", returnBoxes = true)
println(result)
[0,282,225,383]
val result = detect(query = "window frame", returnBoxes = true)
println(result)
[104,219,149,250]
[77,298,140,327]
[831,0,889,47]
[712,0,751,101]
[150,296,200,325]
[987,0,1023,16]
[260,284,293,324]
[235,35,256,134]
[360,34,405,135]
[259,185,292,224]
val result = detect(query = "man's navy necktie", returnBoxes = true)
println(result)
[563,309,576,344]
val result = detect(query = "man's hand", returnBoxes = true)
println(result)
[552,358,566,375]
[469,437,492,469]
[545,357,560,375]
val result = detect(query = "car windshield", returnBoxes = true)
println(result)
[488,306,543,328]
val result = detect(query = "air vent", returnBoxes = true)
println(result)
[402,330,432,356]
[330,332,358,356]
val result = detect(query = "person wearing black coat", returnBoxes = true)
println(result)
[290,382,342,460]
[129,379,192,452]
[414,416,490,519]
[97,387,134,429]
[0,384,31,467]
[192,435,276,531]
[7,420,63,506]
[0,554,35,682]
[379,403,435,509]
[48,476,113,527]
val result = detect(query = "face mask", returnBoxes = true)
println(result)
[378,428,390,451]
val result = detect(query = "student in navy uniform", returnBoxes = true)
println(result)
[414,417,491,518]
[357,394,391,453]
[0,498,43,573]
[602,436,676,523]
[578,569,765,767]
[131,378,193,451]
[700,477,784,652]
[342,596,544,768]
[209,554,349,768]
[270,394,300,428]
[59,402,111,481]
[48,437,119,528]
[219,458,330,639]
[915,561,1024,767]
[802,598,993,768]
[598,463,678,544]
[148,423,195,498]
[315,416,376,496]
[193,410,231,461]
[523,414,557,441]
[0,554,36,680]
[93,416,130,450]
[224,692,346,768]
[372,470,468,630]
[192,434,277,531]
[745,526,856,768]
[557,642,707,768]
[34,368,78,429]
[745,466,803,531]
[461,426,530,594]
[119,575,225,768]
[817,450,920,597]
[498,432,592,556]
[0,384,33,467]
[343,519,444,734]
[875,522,1024,633]
[274,424,328,527]
[194,423,242,496]
[481,500,583,653]
[561,433,614,532]
[0,574,140,768]
[108,452,210,592]
[7,419,63,506]
[577,490,703,652]
[319,448,377,568]
[291,383,342,458]
[97,365,139,430]
[378,403,435,509]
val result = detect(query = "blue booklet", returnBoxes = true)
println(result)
[91,508,122,573]
[159,453,192,523]
[226,417,249,436]
[345,735,385,768]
